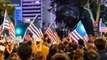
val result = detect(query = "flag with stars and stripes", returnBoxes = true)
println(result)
[99,19,107,32]
[45,22,60,43]
[69,21,89,43]
[3,10,15,39]
[23,15,43,41]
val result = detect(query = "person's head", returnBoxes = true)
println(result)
[47,38,51,44]
[57,43,65,53]
[84,50,101,60]
[94,38,106,50]
[78,39,84,46]
[7,53,19,60]
[18,43,32,60]
[69,42,78,50]
[49,44,58,55]
[33,51,44,60]
[63,41,68,46]
[26,41,32,46]
[87,41,96,50]
[51,53,70,60]
[73,48,84,60]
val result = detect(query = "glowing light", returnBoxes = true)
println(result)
[15,27,22,36]
[36,1,40,4]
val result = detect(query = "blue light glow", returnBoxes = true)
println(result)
[15,27,22,36]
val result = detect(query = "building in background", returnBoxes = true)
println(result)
[14,7,22,25]
[21,0,42,25]
[10,0,56,29]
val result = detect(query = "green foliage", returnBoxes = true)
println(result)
[0,0,14,25]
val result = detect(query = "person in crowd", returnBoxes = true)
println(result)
[0,38,5,60]
[32,51,44,60]
[4,37,14,59]
[31,38,49,60]
[40,38,49,60]
[51,53,71,60]
[0,50,4,60]
[69,42,78,50]
[88,34,95,42]
[46,38,52,47]
[57,43,67,53]
[12,43,18,53]
[78,39,85,47]
[18,43,32,60]
[7,53,19,60]
[94,38,107,60]
[84,50,101,60]
[87,40,96,51]
[47,44,58,60]
[72,47,84,60]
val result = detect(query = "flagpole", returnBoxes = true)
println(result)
[22,15,38,41]
[49,20,55,28]
[99,18,103,37]
[2,9,7,34]
[44,20,55,34]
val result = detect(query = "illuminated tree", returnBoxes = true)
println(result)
[50,0,107,36]
[0,0,14,25]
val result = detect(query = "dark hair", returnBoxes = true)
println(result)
[49,44,58,55]
[84,50,101,60]
[94,38,106,50]
[69,42,78,50]
[51,53,70,60]
[47,38,51,43]
[18,43,32,60]
[33,51,44,60]
[78,39,84,46]
[63,41,68,46]
[7,53,19,60]
[26,41,32,46]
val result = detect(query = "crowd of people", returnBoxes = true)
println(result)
[0,34,107,60]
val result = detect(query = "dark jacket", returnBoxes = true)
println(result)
[97,49,107,60]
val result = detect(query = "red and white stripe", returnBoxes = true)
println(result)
[45,28,59,43]
[54,32,60,43]
[4,20,10,29]
[99,19,107,32]
[99,27,107,32]
[70,30,88,43]
[40,29,43,37]
[83,34,89,42]
[4,19,15,38]
[9,22,15,38]
[28,23,41,39]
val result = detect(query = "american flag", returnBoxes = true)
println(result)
[3,10,15,39]
[45,22,60,43]
[99,19,107,32]
[69,21,88,43]
[24,16,43,41]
